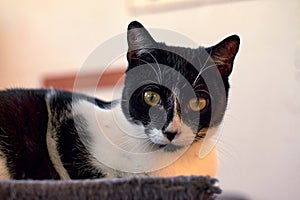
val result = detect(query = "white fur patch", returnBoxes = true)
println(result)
[45,90,71,180]
[72,99,219,177]
[0,150,10,179]
[72,100,192,175]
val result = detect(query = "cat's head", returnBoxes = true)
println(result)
[121,21,239,151]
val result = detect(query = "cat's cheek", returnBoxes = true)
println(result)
[148,129,169,145]
[173,124,195,147]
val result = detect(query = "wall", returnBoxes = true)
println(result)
[0,0,299,199]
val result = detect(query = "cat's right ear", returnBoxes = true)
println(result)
[208,35,240,77]
[127,21,156,68]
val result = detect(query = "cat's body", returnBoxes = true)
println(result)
[0,21,239,180]
[0,89,217,180]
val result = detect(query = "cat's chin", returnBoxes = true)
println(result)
[147,133,187,152]
[156,143,185,152]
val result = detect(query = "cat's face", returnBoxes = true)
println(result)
[121,21,239,151]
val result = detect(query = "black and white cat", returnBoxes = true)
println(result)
[0,21,239,180]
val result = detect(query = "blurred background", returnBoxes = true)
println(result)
[0,0,299,199]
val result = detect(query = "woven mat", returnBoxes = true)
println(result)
[0,176,221,200]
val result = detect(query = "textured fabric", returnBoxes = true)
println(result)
[0,176,221,200]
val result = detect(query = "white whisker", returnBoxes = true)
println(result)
[136,53,162,84]
[192,50,213,87]
[142,49,163,83]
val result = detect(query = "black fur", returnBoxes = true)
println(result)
[0,89,110,179]
[0,89,59,179]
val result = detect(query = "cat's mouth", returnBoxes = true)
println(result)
[145,126,202,152]
[148,128,207,152]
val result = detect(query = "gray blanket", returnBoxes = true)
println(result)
[0,176,221,200]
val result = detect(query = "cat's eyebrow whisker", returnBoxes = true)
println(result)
[200,50,213,73]
[199,63,219,74]
[192,71,202,87]
[203,51,212,68]
[137,57,162,84]
[193,51,213,87]
[141,49,163,84]
[192,63,218,88]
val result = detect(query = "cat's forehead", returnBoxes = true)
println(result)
[158,43,206,60]
[155,44,209,71]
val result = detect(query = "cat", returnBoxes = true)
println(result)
[0,21,239,180]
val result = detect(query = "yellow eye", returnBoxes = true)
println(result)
[189,97,207,111]
[144,91,161,106]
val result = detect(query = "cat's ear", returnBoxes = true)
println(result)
[127,21,156,51]
[208,35,240,77]
[127,21,156,65]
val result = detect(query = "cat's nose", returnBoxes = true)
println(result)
[164,131,177,141]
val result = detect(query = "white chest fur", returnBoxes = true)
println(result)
[72,100,218,178]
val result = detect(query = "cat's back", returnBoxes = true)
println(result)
[0,89,85,179]
[0,88,110,179]
[0,89,48,119]
[0,89,50,136]
[0,89,61,179]
[0,89,51,142]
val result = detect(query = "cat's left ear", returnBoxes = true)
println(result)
[126,21,157,67]
[207,35,240,77]
[127,21,156,51]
